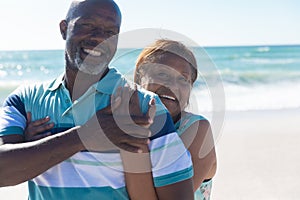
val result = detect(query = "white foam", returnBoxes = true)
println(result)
[256,47,270,52]
[240,58,298,65]
[0,70,7,77]
[187,81,300,112]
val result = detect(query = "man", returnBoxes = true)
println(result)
[0,0,194,199]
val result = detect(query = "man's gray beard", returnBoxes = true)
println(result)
[75,52,107,75]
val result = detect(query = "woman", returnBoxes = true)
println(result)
[124,39,217,200]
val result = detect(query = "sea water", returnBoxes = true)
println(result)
[0,45,299,112]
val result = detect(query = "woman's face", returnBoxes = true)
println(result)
[139,53,193,122]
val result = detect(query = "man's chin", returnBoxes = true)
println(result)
[78,63,107,76]
[75,51,109,75]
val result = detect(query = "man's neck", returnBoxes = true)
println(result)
[64,67,109,101]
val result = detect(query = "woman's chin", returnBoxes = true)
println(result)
[161,100,180,116]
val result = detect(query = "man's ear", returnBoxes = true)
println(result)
[59,20,68,40]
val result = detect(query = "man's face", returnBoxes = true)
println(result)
[62,1,121,75]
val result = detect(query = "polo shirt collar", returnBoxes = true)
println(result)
[48,74,65,91]
[92,67,126,95]
[47,67,126,94]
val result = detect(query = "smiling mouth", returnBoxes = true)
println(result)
[159,95,176,101]
[83,48,102,57]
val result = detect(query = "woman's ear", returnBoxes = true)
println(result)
[59,20,68,40]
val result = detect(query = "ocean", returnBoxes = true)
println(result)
[0,45,300,112]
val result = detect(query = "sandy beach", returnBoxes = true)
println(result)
[212,108,300,199]
[0,108,299,199]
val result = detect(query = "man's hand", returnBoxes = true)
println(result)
[77,84,156,153]
[24,112,54,142]
[111,85,156,135]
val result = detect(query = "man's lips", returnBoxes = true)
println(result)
[82,48,102,57]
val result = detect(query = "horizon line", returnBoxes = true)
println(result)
[1,43,300,52]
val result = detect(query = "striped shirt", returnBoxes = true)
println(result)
[0,67,193,200]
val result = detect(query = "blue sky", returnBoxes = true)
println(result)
[0,0,299,50]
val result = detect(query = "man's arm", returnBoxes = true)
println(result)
[0,107,151,187]
[0,127,82,187]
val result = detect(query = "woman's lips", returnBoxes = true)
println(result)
[159,94,176,101]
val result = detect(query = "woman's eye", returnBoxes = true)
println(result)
[157,72,168,79]
[178,76,190,84]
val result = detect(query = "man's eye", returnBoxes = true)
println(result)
[80,23,93,28]
[105,30,116,35]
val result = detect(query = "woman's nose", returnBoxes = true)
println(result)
[164,77,180,92]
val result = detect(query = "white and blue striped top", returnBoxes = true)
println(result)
[0,67,193,200]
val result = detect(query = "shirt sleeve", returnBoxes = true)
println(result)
[148,95,194,187]
[0,92,27,136]
[175,113,207,136]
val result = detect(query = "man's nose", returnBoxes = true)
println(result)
[90,28,108,42]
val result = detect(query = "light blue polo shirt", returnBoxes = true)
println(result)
[0,67,193,200]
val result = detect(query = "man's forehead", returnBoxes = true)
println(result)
[67,0,121,22]
[71,0,117,11]
[71,0,112,4]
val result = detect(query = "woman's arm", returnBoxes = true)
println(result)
[121,148,194,200]
[118,86,195,199]
[180,120,217,191]
[121,124,195,200]
[121,148,158,200]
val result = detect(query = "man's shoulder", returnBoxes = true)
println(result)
[13,79,57,96]
[3,78,60,107]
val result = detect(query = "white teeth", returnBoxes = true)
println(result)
[160,95,176,101]
[83,49,102,56]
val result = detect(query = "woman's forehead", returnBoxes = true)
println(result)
[144,62,192,78]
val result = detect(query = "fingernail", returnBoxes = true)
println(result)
[114,96,121,102]
[149,98,155,106]
[137,149,143,153]
[147,139,150,144]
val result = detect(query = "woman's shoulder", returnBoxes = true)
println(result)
[181,112,208,122]
[175,112,209,136]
